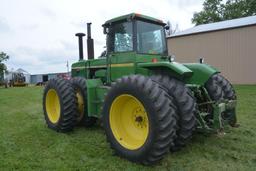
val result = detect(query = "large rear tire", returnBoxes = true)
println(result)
[205,74,224,101]
[151,74,196,151]
[43,78,77,132]
[211,74,236,100]
[70,77,97,127]
[103,75,177,165]
[205,74,237,124]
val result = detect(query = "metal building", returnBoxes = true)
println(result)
[167,15,256,84]
[30,72,70,84]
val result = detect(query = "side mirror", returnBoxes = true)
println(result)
[103,27,109,34]
[165,25,170,30]
[168,55,175,62]
[199,57,204,64]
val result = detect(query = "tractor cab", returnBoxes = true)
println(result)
[102,13,168,56]
[96,13,170,80]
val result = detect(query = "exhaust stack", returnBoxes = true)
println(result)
[75,33,85,61]
[87,23,94,60]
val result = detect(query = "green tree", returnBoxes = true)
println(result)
[224,0,256,20]
[192,0,256,25]
[0,52,9,83]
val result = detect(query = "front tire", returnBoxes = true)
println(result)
[43,78,77,132]
[103,75,177,165]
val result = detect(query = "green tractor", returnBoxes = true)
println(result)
[43,13,238,165]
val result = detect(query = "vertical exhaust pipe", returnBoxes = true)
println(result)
[75,33,85,61]
[87,23,94,60]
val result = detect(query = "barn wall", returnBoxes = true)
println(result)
[167,25,256,84]
[31,75,42,84]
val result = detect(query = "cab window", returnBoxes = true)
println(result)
[137,21,167,55]
[108,22,133,52]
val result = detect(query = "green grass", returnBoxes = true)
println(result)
[0,85,256,171]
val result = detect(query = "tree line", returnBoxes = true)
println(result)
[192,0,256,25]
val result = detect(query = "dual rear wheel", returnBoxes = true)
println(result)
[150,73,196,151]
[43,78,77,132]
[43,77,95,132]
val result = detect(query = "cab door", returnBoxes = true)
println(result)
[106,21,136,81]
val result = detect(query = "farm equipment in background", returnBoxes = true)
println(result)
[9,72,27,87]
[42,13,238,165]
[57,73,70,80]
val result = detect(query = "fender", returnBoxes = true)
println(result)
[137,61,193,78]
[184,63,219,85]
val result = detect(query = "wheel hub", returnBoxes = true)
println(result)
[135,116,143,122]
[133,107,147,129]
[109,94,149,150]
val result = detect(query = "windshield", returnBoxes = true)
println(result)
[137,21,167,55]
[107,22,133,52]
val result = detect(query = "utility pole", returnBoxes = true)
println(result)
[66,61,69,76]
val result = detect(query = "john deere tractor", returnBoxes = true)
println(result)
[43,13,237,165]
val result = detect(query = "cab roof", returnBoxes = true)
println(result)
[103,13,165,26]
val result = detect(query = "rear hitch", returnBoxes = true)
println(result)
[213,100,238,132]
[196,99,238,133]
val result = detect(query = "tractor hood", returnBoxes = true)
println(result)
[137,61,219,85]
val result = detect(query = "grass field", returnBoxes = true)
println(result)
[0,85,256,171]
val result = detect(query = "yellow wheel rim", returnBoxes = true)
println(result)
[110,94,149,150]
[45,89,61,123]
[76,89,84,122]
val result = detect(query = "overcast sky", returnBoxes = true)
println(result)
[0,0,204,74]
